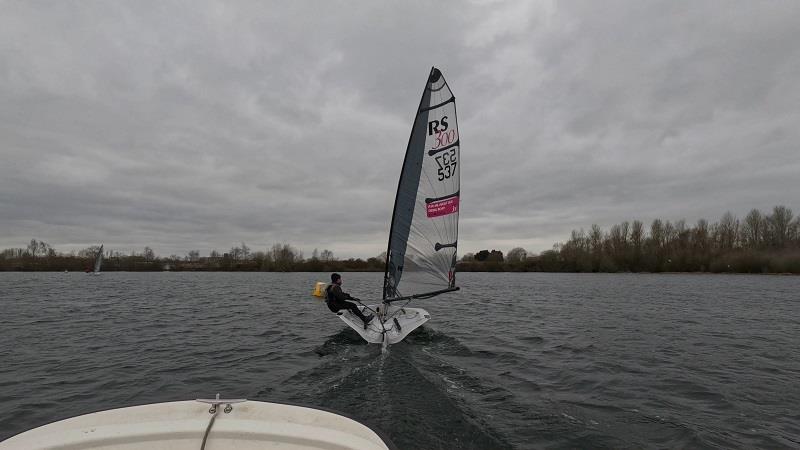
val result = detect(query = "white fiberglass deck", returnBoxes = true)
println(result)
[0,399,394,450]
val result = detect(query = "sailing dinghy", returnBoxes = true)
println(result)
[93,244,104,274]
[335,67,461,345]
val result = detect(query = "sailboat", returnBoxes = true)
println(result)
[336,67,461,345]
[92,244,103,275]
[84,244,103,274]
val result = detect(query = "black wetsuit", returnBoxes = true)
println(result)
[326,284,370,322]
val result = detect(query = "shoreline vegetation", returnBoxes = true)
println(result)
[2,205,799,274]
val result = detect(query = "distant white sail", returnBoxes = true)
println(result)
[384,67,460,300]
[94,245,103,273]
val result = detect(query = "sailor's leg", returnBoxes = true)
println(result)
[344,301,368,321]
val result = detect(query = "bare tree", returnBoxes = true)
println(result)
[649,219,664,249]
[27,239,38,257]
[692,219,709,251]
[79,245,103,258]
[767,205,793,248]
[789,217,800,247]
[717,212,739,250]
[26,239,54,257]
[630,220,644,266]
[589,224,603,258]
[506,247,527,263]
[320,249,334,262]
[269,243,303,270]
[608,224,628,266]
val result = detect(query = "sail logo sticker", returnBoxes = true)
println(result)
[428,116,449,135]
[426,196,459,218]
[429,116,457,151]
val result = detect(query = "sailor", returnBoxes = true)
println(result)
[325,273,374,329]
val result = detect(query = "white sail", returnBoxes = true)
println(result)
[94,244,103,273]
[384,67,460,300]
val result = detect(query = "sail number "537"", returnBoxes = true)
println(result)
[434,148,457,181]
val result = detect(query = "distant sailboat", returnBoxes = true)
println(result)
[90,244,103,274]
[335,67,461,345]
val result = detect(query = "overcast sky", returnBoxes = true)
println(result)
[2,1,799,258]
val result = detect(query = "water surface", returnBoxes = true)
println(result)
[1,272,798,448]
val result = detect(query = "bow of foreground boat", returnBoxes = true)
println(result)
[0,398,395,450]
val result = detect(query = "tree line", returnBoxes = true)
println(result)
[459,205,800,273]
[0,242,385,272]
[2,205,798,273]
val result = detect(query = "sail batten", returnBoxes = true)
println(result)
[428,140,460,156]
[384,67,460,300]
[419,96,455,113]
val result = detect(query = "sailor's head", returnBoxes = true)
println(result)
[331,273,342,285]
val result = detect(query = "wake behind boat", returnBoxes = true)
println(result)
[319,67,461,346]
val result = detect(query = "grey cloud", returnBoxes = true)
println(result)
[1,1,799,258]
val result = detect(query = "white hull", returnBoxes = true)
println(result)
[0,399,393,450]
[337,304,430,345]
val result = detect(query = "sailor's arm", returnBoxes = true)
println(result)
[330,285,353,302]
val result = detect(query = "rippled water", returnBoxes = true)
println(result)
[1,272,799,448]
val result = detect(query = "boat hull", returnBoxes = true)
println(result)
[0,400,394,450]
[337,304,430,345]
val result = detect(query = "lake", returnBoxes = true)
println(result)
[1,272,798,448]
